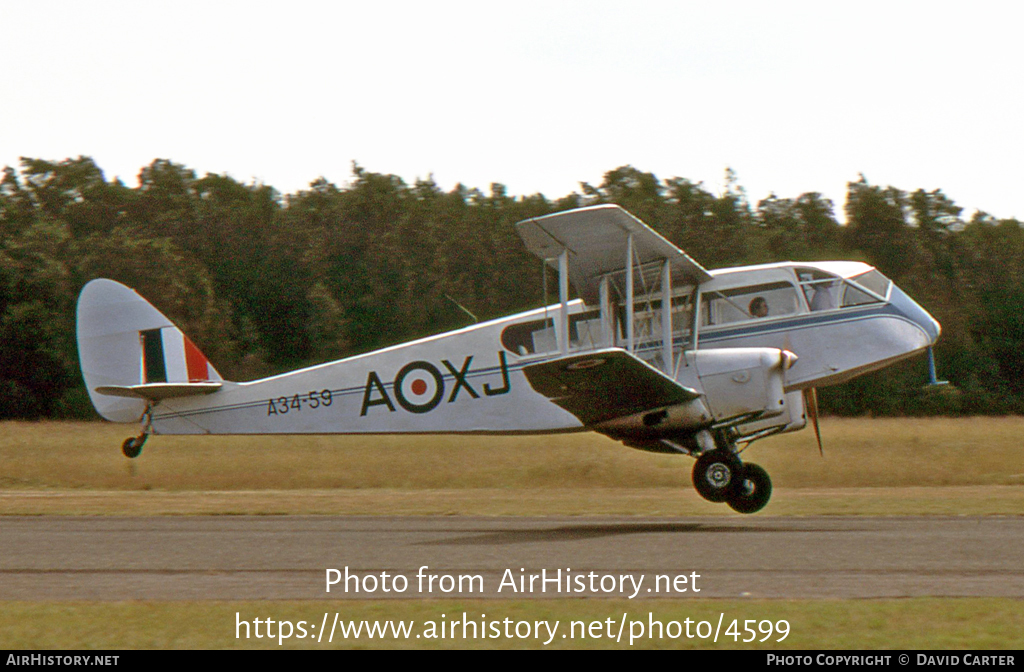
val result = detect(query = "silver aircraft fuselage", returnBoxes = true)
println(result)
[140,260,938,437]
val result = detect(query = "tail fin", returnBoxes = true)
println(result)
[76,279,223,423]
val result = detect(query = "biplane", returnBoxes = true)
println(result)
[77,205,940,513]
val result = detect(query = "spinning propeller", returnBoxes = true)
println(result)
[803,387,823,457]
[783,334,823,457]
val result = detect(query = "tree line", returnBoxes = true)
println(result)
[1,157,1021,419]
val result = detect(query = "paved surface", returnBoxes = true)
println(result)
[1,516,1021,600]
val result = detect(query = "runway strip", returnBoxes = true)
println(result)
[1,516,1021,600]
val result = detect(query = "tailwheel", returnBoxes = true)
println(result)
[727,463,772,514]
[121,434,147,459]
[692,448,743,503]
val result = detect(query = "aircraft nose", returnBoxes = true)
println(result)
[890,285,941,344]
[927,311,942,343]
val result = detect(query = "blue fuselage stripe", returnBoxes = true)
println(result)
[153,303,920,423]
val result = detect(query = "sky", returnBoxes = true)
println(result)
[2,1,1022,221]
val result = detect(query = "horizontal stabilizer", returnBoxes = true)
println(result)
[522,349,700,426]
[94,382,222,401]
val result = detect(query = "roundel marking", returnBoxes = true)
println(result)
[394,361,445,413]
[566,358,606,372]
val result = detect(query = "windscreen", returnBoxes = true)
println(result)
[848,269,892,300]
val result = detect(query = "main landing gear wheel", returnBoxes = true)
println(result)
[121,434,147,459]
[727,462,772,514]
[692,449,743,503]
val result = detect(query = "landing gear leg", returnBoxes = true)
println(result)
[122,404,153,459]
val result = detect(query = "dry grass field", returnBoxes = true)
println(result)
[2,598,1020,649]
[2,418,1021,650]
[0,417,1021,515]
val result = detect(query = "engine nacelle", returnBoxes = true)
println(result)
[689,347,793,424]
[595,347,796,445]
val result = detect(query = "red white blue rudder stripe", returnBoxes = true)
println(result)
[76,279,222,423]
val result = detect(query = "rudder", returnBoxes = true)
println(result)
[76,279,222,423]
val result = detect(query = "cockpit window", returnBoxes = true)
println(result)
[840,283,881,307]
[798,267,889,311]
[797,269,840,311]
[702,282,800,326]
[501,317,554,355]
[849,270,892,300]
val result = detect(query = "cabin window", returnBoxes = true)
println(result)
[701,282,799,326]
[619,293,694,344]
[501,317,555,355]
[500,311,612,355]
[569,310,604,348]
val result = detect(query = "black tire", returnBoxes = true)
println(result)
[122,436,144,459]
[692,449,743,503]
[727,463,772,514]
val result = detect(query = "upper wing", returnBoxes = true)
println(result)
[522,348,700,426]
[515,204,712,303]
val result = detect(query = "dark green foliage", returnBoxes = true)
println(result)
[0,158,1020,418]
[759,192,842,261]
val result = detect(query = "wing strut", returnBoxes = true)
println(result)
[558,249,569,354]
[661,259,672,375]
[626,232,634,353]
